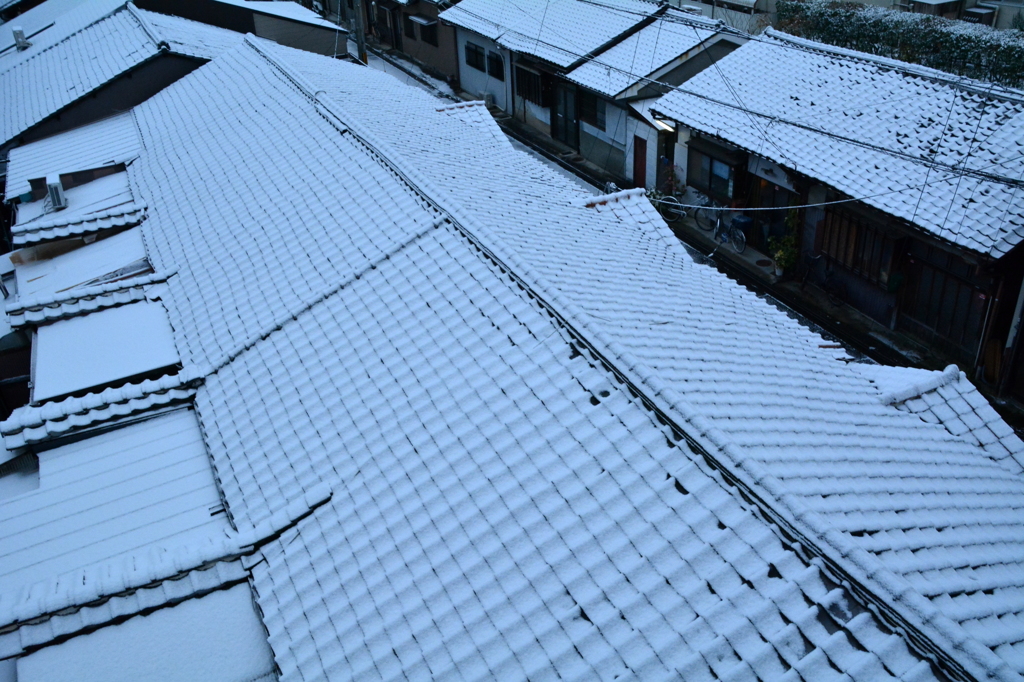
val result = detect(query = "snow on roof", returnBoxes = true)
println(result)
[0,0,122,69]
[16,583,276,682]
[6,268,170,327]
[435,100,513,150]
[7,34,1024,680]
[33,300,180,401]
[36,37,999,679]
[12,171,144,246]
[13,226,148,299]
[4,111,141,202]
[652,30,1024,258]
[263,41,1024,677]
[0,409,229,625]
[439,0,662,68]
[212,0,340,29]
[856,363,1024,473]
[0,2,242,147]
[565,10,720,98]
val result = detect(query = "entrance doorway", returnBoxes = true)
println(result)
[633,136,647,188]
[551,83,577,148]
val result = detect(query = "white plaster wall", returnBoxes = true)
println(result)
[455,29,512,112]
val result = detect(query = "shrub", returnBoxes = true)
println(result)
[776,0,1024,88]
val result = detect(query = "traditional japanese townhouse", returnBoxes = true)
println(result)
[563,8,744,189]
[440,0,742,189]
[2,32,1024,682]
[653,29,1024,396]
[366,0,460,80]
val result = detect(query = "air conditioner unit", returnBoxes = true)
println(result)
[12,26,31,51]
[46,175,67,211]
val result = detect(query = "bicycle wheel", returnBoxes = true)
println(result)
[657,195,684,222]
[694,206,717,231]
[730,226,746,254]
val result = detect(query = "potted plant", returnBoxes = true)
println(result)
[768,209,800,277]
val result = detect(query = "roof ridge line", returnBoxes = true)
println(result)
[230,43,1014,680]
[762,27,1024,103]
[880,364,962,405]
[200,216,445,379]
[125,2,168,51]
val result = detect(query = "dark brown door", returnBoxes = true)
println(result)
[633,136,647,188]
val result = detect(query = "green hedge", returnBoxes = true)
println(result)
[776,0,1024,88]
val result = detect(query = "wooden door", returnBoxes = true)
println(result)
[633,136,647,188]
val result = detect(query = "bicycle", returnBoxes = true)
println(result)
[647,163,687,222]
[800,252,846,307]
[698,199,747,254]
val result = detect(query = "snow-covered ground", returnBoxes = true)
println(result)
[347,39,455,99]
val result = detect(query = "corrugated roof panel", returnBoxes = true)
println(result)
[0,409,227,606]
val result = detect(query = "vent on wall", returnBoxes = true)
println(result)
[12,26,31,51]
[46,175,67,211]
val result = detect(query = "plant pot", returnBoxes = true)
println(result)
[774,264,784,277]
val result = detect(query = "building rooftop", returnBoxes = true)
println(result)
[439,0,662,68]
[652,29,1024,258]
[565,9,721,98]
[0,1,242,147]
[1,34,1023,681]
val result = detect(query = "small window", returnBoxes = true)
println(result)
[579,90,606,131]
[465,42,485,72]
[403,15,416,40]
[487,51,505,81]
[687,148,734,201]
[515,66,543,105]
[420,21,437,46]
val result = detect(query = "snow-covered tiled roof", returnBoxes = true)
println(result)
[8,35,1024,680]
[0,0,121,69]
[0,2,242,147]
[652,30,1024,258]
[4,111,141,201]
[264,42,1024,677]
[566,10,720,98]
[435,100,513,150]
[439,0,662,68]
[856,363,1024,473]
[118,45,947,680]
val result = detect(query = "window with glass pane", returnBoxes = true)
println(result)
[487,51,504,80]
[579,90,606,131]
[421,22,438,46]
[466,43,485,71]
[687,148,733,200]
[516,67,543,105]
[403,15,416,40]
